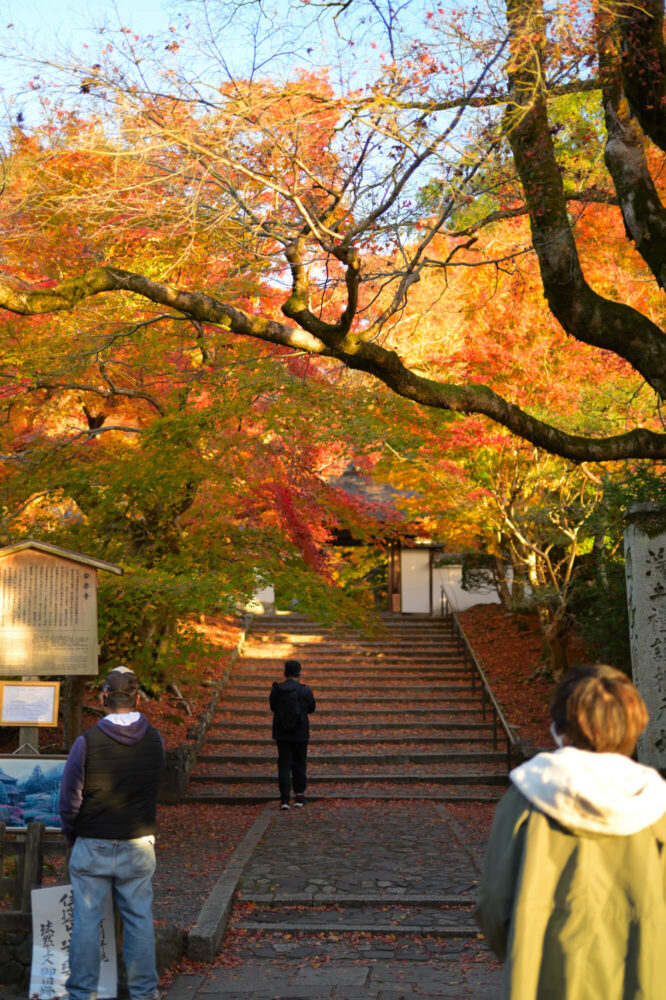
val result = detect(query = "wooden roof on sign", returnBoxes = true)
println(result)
[0,540,123,575]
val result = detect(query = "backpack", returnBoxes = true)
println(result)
[275,687,303,733]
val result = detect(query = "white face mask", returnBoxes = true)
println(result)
[550,722,564,748]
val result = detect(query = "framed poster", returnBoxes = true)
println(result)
[0,680,60,726]
[0,754,65,829]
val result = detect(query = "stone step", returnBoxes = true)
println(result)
[196,751,505,765]
[239,893,477,906]
[247,632,455,638]
[221,694,481,706]
[208,720,497,732]
[203,734,499,747]
[225,689,475,701]
[176,925,504,994]
[246,631,457,642]
[228,680,472,691]
[235,666,471,677]
[189,771,507,786]
[240,661,466,672]
[184,788,503,804]
[249,640,441,646]
[243,643,460,652]
[250,630,447,637]
[243,643,459,654]
[213,707,486,718]
[250,616,437,624]
[233,917,479,937]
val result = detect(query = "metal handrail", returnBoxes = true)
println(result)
[442,597,518,771]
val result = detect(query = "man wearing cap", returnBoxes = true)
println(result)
[59,666,165,1000]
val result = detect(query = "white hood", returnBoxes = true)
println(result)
[510,746,666,836]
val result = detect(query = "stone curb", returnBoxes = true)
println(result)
[233,920,481,937]
[187,806,273,962]
[239,893,477,906]
[162,973,205,1000]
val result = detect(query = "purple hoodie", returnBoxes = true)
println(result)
[58,714,165,844]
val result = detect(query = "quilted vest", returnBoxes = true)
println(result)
[75,723,163,840]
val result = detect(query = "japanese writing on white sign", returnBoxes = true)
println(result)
[29,884,117,999]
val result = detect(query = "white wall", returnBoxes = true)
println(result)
[400,548,431,613]
[245,582,276,614]
[433,564,501,615]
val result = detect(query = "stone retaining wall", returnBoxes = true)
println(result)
[158,615,251,804]
[0,909,183,992]
[0,912,31,987]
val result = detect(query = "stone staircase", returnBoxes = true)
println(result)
[186,612,509,805]
[169,612,507,998]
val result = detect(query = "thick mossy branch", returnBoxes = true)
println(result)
[282,240,360,344]
[1,266,665,462]
[0,267,329,355]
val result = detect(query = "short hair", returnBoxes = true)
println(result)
[284,659,301,677]
[550,664,648,756]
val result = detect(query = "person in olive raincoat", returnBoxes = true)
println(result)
[475,664,666,1000]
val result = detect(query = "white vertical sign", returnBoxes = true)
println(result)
[29,884,117,999]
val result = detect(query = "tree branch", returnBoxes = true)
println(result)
[598,8,666,289]
[2,265,664,461]
[503,0,666,399]
[447,187,619,238]
[618,0,666,152]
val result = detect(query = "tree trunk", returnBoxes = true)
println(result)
[543,604,572,681]
[510,558,529,604]
[493,554,513,607]
[61,676,88,750]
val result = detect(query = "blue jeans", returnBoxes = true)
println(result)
[66,836,158,1000]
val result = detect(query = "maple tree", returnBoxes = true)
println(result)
[369,204,662,675]
[0,0,663,464]
[396,432,603,676]
[0,117,408,682]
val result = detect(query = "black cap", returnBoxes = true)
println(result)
[100,666,139,707]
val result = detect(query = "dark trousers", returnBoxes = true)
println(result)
[276,740,308,802]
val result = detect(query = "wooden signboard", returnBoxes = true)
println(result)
[0,542,122,677]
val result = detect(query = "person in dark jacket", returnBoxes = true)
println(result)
[59,666,165,1000]
[269,659,316,809]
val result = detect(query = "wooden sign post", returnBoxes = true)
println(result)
[0,540,122,752]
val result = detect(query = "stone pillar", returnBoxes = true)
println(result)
[624,502,666,770]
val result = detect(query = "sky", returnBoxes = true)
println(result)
[0,0,351,100]
[4,0,178,38]
[1,0,180,109]
[0,0,435,132]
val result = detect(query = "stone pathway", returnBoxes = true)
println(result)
[165,802,503,999]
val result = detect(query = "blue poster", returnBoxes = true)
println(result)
[0,756,65,829]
